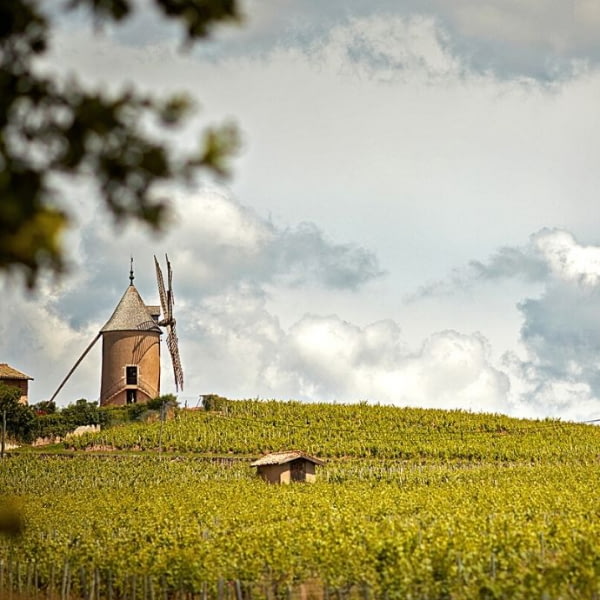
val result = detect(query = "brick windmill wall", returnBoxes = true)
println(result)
[99,282,162,406]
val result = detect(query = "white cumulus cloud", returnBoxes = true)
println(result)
[182,302,510,413]
[412,228,600,420]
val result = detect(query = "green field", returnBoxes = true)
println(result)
[2,399,600,599]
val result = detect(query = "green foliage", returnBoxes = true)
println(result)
[0,383,35,442]
[1,0,241,287]
[31,399,107,440]
[98,404,136,426]
[201,393,230,411]
[7,400,600,597]
[126,402,147,422]
[0,383,21,406]
[3,455,600,598]
[70,397,600,463]
[60,398,106,427]
[32,412,75,440]
[146,393,179,411]
[67,0,242,42]
[30,398,182,440]
[32,400,56,415]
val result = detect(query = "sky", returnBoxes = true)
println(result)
[3,0,600,421]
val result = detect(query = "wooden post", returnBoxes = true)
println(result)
[1,409,6,458]
[158,399,166,454]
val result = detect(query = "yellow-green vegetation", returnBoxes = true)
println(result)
[71,397,600,463]
[2,398,600,599]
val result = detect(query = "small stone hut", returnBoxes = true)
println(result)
[250,451,324,484]
[0,364,33,404]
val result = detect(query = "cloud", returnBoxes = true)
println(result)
[82,0,600,79]
[142,190,382,292]
[438,0,600,76]
[469,245,549,282]
[408,228,591,301]
[4,263,510,414]
[309,15,461,83]
[406,228,600,420]
[48,188,382,324]
[183,297,510,413]
[274,319,509,411]
[511,275,600,419]
[470,228,600,287]
[269,222,384,289]
[532,229,600,285]
[0,283,101,404]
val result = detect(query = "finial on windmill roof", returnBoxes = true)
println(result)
[129,256,134,285]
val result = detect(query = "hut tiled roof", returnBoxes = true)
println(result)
[0,364,33,380]
[100,285,161,333]
[250,451,325,467]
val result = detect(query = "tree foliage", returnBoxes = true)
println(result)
[33,399,56,415]
[60,397,108,426]
[146,393,178,411]
[0,382,35,442]
[1,0,241,287]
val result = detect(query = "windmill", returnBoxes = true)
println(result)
[49,256,184,406]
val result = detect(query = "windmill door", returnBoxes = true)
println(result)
[291,460,306,482]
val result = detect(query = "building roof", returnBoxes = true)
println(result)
[146,305,161,319]
[0,364,33,380]
[100,285,162,333]
[250,451,325,467]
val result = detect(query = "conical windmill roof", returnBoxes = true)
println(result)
[100,285,161,333]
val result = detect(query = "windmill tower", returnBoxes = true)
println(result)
[49,256,184,406]
[99,261,162,405]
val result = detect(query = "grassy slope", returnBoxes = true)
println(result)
[3,399,600,599]
[67,398,600,463]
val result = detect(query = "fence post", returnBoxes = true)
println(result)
[1,409,7,459]
[34,562,39,600]
[234,580,243,600]
[160,574,167,600]
[48,563,55,600]
[7,558,13,599]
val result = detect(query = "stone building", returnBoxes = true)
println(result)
[250,451,324,484]
[0,364,33,404]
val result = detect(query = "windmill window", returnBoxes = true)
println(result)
[126,366,138,385]
[126,389,137,404]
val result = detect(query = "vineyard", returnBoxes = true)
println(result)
[2,398,600,599]
[69,397,600,462]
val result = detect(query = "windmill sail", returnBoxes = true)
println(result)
[154,254,184,392]
[167,256,174,311]
[154,256,169,320]
[167,326,184,391]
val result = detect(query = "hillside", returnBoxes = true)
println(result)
[2,399,600,599]
[70,396,600,462]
